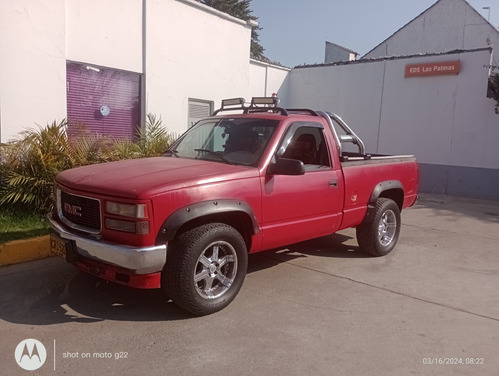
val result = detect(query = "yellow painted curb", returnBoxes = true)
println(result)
[0,235,51,266]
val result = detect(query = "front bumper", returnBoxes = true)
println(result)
[48,214,167,275]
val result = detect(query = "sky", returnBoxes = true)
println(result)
[250,0,499,67]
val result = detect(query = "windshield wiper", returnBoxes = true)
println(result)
[194,149,232,164]
[164,148,180,158]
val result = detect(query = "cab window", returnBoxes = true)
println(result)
[279,123,331,170]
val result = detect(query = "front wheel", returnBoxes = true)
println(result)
[356,198,401,257]
[163,223,248,316]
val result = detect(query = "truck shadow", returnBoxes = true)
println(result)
[0,264,190,325]
[248,232,367,273]
[0,233,364,325]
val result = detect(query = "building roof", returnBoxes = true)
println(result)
[361,0,498,59]
[294,47,492,69]
[325,41,358,55]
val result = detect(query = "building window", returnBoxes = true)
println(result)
[188,99,213,128]
[66,62,141,140]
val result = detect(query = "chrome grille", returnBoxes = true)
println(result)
[58,190,101,233]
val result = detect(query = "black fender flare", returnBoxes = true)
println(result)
[155,199,259,245]
[369,180,403,205]
[364,180,404,222]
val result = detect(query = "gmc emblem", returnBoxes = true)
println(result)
[64,203,82,217]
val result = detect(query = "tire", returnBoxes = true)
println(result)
[163,223,248,316]
[356,198,401,257]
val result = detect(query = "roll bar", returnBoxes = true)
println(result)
[212,97,367,158]
[317,111,366,157]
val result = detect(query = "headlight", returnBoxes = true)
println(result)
[106,202,148,218]
[105,201,150,235]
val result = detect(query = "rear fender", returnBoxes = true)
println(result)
[367,180,404,215]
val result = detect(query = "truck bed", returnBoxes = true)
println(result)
[339,154,419,230]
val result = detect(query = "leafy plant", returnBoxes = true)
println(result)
[0,114,175,214]
[136,113,176,157]
[487,73,498,114]
[0,120,73,212]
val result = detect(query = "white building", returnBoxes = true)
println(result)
[285,0,498,200]
[324,42,358,64]
[362,0,498,73]
[281,48,498,199]
[0,0,288,142]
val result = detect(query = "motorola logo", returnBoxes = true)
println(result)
[15,339,47,371]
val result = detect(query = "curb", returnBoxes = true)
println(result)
[0,235,51,266]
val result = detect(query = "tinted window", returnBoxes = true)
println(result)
[279,124,331,170]
[172,118,279,166]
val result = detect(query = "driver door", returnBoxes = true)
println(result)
[260,122,343,250]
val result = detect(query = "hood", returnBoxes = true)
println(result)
[56,157,257,199]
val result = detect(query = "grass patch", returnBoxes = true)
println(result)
[0,209,49,244]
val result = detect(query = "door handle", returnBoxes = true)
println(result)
[329,179,338,187]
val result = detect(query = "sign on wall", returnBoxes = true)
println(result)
[404,60,461,78]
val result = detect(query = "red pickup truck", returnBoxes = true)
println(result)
[49,97,418,315]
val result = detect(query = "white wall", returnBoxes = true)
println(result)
[145,0,253,133]
[249,59,290,100]
[65,0,143,73]
[0,0,262,141]
[283,49,498,170]
[0,0,67,142]
[282,61,386,151]
[379,49,498,170]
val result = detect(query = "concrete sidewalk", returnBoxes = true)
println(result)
[0,193,498,376]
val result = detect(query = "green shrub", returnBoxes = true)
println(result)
[0,120,73,213]
[0,115,175,214]
[136,114,176,157]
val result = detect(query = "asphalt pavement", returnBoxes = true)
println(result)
[0,193,498,375]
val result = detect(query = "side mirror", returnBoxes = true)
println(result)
[269,158,305,175]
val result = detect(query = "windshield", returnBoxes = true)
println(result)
[170,118,279,166]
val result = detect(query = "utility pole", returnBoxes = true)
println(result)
[482,6,491,22]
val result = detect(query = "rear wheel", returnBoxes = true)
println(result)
[356,198,401,256]
[163,223,248,316]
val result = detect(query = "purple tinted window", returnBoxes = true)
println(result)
[66,62,141,140]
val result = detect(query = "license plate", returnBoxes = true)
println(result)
[50,234,67,259]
